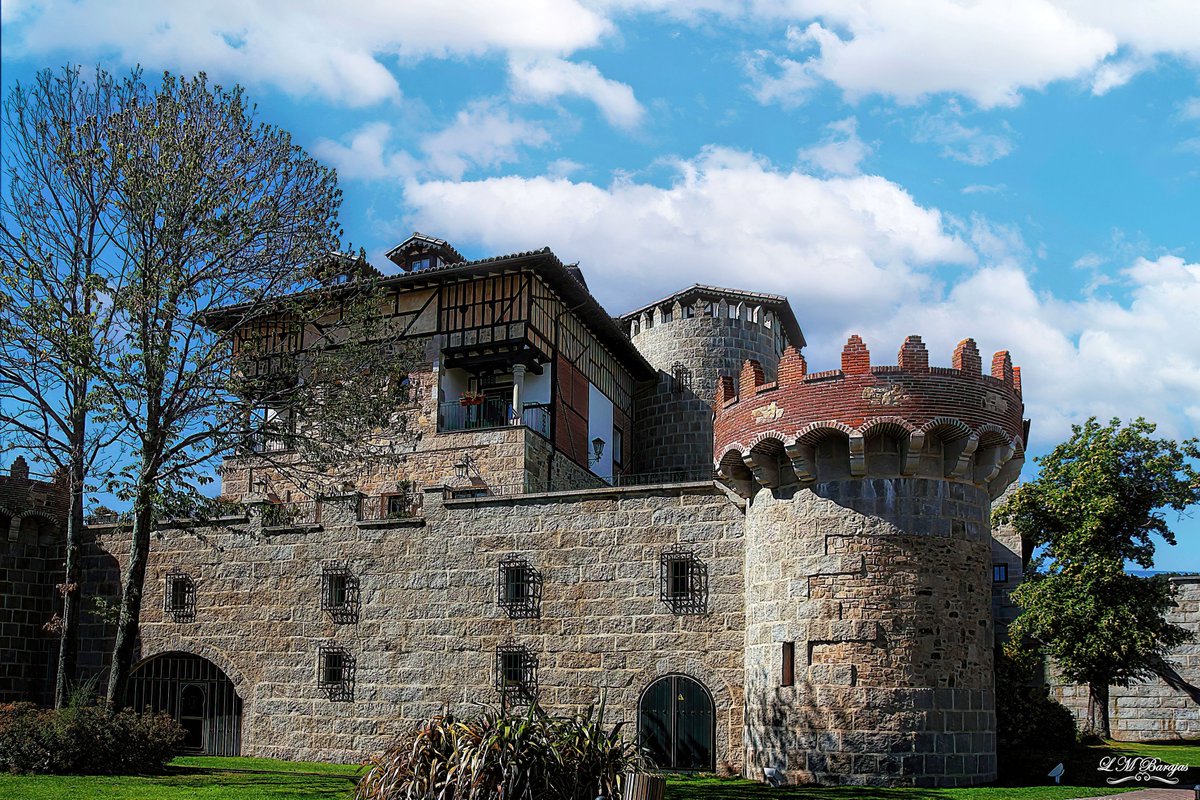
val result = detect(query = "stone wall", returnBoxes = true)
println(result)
[0,528,61,703]
[0,459,70,704]
[87,482,747,766]
[1053,575,1200,741]
[629,311,784,478]
[743,478,997,787]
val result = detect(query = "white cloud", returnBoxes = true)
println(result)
[313,102,549,181]
[859,255,1200,446]
[743,0,1200,109]
[962,183,1007,195]
[798,116,871,176]
[744,48,820,108]
[420,102,551,180]
[1090,55,1151,95]
[509,56,644,129]
[312,122,418,181]
[4,0,611,106]
[404,146,974,332]
[913,104,1014,165]
[1180,97,1200,121]
[546,158,586,178]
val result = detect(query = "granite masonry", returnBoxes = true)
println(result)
[21,236,1185,788]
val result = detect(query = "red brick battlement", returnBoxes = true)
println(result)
[713,335,1026,498]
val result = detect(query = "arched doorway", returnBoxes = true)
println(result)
[127,652,242,755]
[638,674,715,771]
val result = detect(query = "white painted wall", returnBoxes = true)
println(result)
[523,362,552,405]
[439,367,470,401]
[587,382,614,480]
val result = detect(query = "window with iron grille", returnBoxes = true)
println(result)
[321,564,359,624]
[317,645,355,702]
[660,545,708,615]
[497,555,541,619]
[495,644,537,705]
[670,362,692,396]
[164,570,196,623]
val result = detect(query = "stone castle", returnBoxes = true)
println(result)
[0,233,1191,785]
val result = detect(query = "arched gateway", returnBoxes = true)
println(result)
[637,674,715,771]
[127,652,243,755]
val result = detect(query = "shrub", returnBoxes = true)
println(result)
[0,701,184,774]
[995,645,1079,781]
[357,697,645,800]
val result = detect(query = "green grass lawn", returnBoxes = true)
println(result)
[0,756,362,800]
[0,741,1194,800]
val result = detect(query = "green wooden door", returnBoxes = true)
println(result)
[638,675,714,771]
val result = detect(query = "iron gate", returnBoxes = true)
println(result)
[637,674,715,771]
[126,652,242,756]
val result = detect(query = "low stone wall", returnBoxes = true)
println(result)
[1053,576,1200,741]
[88,482,747,767]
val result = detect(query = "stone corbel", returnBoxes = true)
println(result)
[902,431,926,476]
[784,441,817,483]
[974,443,1014,486]
[948,435,979,480]
[742,450,781,488]
[848,434,866,477]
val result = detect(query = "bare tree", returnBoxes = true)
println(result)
[95,72,414,707]
[0,66,129,707]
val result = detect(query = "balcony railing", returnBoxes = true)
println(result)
[356,491,424,521]
[438,399,550,438]
[243,431,294,454]
[258,500,320,528]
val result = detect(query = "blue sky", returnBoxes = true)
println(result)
[2,1,1199,570]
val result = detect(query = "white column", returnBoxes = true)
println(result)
[511,363,527,424]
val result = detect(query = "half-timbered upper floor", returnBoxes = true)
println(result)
[215,235,657,510]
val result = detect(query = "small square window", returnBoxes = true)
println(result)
[321,565,359,624]
[495,644,537,705]
[318,645,355,702]
[164,571,195,623]
[993,563,1009,583]
[660,545,708,615]
[670,363,692,395]
[498,555,541,619]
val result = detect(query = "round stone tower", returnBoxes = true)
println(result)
[620,286,804,480]
[715,334,1026,787]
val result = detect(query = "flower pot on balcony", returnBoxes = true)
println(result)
[621,773,665,800]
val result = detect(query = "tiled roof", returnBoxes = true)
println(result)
[378,248,656,381]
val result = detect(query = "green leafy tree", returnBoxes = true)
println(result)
[995,417,1199,738]
[89,71,415,707]
[0,66,131,707]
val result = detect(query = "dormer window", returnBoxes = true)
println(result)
[408,256,433,271]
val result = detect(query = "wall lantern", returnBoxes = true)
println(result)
[588,437,606,466]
